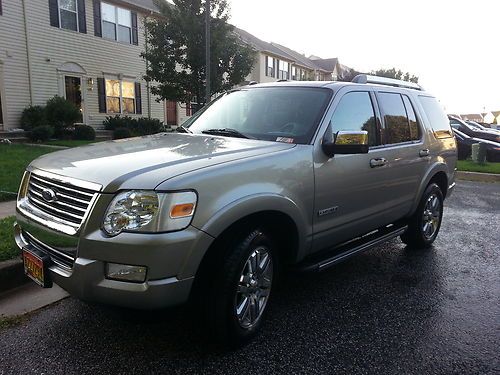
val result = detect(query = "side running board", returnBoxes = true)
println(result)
[298,223,408,272]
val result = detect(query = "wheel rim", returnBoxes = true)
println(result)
[422,193,441,240]
[234,246,273,329]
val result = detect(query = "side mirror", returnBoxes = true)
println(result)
[322,125,369,157]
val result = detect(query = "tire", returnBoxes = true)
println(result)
[401,183,444,248]
[201,229,276,347]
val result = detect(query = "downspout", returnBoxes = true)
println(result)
[145,13,152,119]
[22,0,34,105]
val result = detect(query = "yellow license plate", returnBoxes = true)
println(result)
[23,249,46,287]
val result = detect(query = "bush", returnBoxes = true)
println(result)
[20,105,46,131]
[45,96,81,134]
[74,125,96,140]
[29,125,54,142]
[113,127,133,139]
[103,115,135,131]
[104,115,166,136]
[135,117,165,135]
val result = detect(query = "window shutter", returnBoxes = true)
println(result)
[93,0,102,37]
[0,0,3,16]
[131,12,138,45]
[135,82,142,114]
[77,0,87,33]
[48,0,60,27]
[275,59,279,78]
[97,77,106,113]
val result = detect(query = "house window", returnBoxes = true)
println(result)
[101,2,132,43]
[105,79,136,114]
[292,66,297,80]
[279,61,289,80]
[59,0,78,31]
[266,56,274,77]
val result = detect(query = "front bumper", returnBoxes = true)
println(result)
[14,214,214,309]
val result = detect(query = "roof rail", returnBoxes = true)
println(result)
[352,74,423,91]
[277,79,288,82]
[248,81,258,85]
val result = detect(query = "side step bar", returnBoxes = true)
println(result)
[298,223,408,272]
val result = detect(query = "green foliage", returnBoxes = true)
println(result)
[20,105,46,131]
[29,125,54,142]
[104,115,166,136]
[0,144,55,201]
[143,0,256,105]
[45,96,81,133]
[371,68,419,83]
[0,216,19,261]
[103,115,136,130]
[73,125,96,140]
[113,127,133,139]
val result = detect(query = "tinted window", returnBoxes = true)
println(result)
[330,92,378,146]
[402,95,420,140]
[187,87,332,144]
[378,93,411,144]
[419,96,453,138]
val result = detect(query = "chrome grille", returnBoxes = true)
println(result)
[27,173,97,226]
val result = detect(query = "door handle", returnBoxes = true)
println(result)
[419,149,430,157]
[370,157,387,168]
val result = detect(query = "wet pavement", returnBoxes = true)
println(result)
[0,181,499,374]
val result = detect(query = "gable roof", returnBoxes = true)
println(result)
[233,27,295,62]
[118,0,160,13]
[270,43,327,71]
[309,57,339,72]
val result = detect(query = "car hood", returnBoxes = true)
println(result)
[29,133,296,192]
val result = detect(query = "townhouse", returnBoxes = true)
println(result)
[0,0,170,131]
[234,27,344,85]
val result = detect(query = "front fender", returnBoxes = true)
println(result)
[195,193,311,260]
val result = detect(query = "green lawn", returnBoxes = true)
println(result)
[0,216,18,262]
[0,144,56,201]
[457,160,500,174]
[43,139,99,147]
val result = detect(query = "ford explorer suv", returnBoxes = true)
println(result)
[15,75,457,346]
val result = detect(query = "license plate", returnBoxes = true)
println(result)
[22,249,52,288]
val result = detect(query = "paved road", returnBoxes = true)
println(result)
[1,181,499,374]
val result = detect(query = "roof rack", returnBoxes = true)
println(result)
[247,81,258,85]
[277,79,288,82]
[352,74,423,91]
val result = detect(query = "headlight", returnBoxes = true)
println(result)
[102,190,197,236]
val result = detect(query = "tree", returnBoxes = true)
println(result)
[142,0,256,106]
[371,68,419,83]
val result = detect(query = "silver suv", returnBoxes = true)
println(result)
[15,75,457,345]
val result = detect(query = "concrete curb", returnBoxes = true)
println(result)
[456,171,500,183]
[0,258,28,293]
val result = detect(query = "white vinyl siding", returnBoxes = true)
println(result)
[0,0,164,129]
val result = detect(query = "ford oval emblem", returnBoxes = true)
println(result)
[41,188,57,203]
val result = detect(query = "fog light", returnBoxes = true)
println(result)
[106,263,147,283]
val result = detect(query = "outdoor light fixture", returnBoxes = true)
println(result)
[87,77,94,91]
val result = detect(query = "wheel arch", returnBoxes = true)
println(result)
[410,164,449,215]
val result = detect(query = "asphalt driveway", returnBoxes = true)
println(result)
[0,181,499,374]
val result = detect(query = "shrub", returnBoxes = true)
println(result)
[74,125,96,140]
[104,116,165,136]
[135,117,165,135]
[113,127,133,139]
[103,115,135,130]
[29,125,54,142]
[45,96,81,134]
[20,105,46,131]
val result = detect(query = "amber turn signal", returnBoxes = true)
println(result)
[170,203,195,218]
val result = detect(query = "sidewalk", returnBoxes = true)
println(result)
[0,201,16,219]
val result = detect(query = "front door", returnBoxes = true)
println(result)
[65,76,83,123]
[312,89,394,253]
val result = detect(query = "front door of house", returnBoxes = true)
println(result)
[65,76,83,123]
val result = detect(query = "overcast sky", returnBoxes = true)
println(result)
[229,0,499,114]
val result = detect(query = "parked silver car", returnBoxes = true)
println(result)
[15,75,457,345]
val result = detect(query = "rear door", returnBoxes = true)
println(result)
[373,91,430,218]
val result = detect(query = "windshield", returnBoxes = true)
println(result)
[186,87,332,144]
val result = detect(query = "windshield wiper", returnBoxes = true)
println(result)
[201,128,253,139]
[176,125,192,134]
